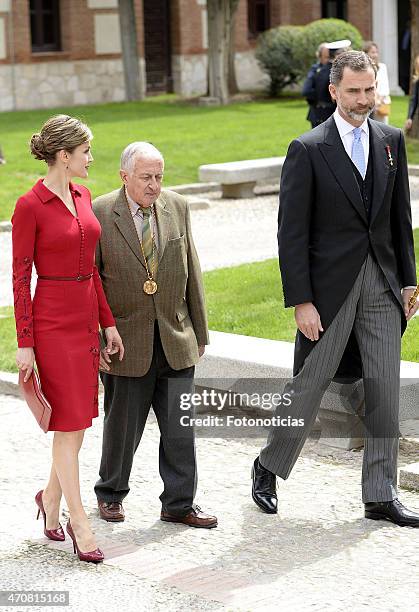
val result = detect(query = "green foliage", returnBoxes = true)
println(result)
[255,26,304,96]
[300,18,363,74]
[256,18,364,96]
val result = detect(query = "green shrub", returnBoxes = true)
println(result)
[255,25,304,96]
[256,18,363,97]
[298,18,363,74]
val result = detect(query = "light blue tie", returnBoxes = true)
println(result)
[351,127,366,178]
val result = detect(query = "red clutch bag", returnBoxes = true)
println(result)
[19,369,51,433]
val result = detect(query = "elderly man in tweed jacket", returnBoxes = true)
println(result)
[93,142,217,529]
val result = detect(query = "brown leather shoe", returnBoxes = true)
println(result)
[97,499,125,522]
[160,505,217,529]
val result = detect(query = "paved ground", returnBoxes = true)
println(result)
[0,392,418,612]
[2,176,419,307]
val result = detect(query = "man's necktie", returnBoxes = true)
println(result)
[351,127,366,178]
[139,206,156,273]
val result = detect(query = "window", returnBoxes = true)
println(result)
[248,0,271,37]
[322,0,347,20]
[30,0,61,53]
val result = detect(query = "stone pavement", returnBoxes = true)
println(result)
[1,392,419,612]
[2,176,419,307]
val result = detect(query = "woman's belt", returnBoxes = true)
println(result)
[37,273,93,281]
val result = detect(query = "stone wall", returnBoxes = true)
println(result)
[171,50,269,98]
[0,64,12,111]
[172,54,208,97]
[235,51,270,92]
[0,58,146,111]
[0,49,267,111]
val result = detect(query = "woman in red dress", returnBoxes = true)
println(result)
[12,115,124,563]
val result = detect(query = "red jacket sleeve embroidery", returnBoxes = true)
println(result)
[12,198,36,348]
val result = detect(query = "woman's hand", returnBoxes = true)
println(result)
[405,118,413,132]
[104,326,124,361]
[16,347,35,382]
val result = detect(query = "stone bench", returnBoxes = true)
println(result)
[195,331,419,450]
[198,157,285,198]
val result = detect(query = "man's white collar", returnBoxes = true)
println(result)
[333,108,369,136]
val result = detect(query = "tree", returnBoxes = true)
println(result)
[118,0,145,101]
[411,0,419,138]
[207,0,240,104]
[228,0,240,95]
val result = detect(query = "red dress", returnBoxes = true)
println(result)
[12,179,115,431]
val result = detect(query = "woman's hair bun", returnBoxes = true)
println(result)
[29,115,93,165]
[30,133,47,161]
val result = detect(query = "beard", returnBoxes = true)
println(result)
[340,102,375,122]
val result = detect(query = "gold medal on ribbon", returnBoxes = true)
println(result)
[143,279,158,295]
[127,199,158,295]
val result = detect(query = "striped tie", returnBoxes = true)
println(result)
[351,127,366,178]
[140,206,155,273]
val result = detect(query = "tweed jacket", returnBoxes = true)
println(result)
[93,187,209,377]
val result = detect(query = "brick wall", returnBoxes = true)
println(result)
[170,0,182,55]
[171,0,204,55]
[11,0,31,63]
[280,0,322,25]
[271,0,281,28]
[347,0,372,39]
[4,0,373,68]
[61,0,95,61]
[7,0,135,66]
[134,0,145,57]
[235,0,250,52]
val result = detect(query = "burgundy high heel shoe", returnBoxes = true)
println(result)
[66,521,104,563]
[35,490,65,541]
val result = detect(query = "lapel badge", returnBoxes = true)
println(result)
[385,145,394,167]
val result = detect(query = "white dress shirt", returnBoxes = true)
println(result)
[333,108,369,173]
[125,187,159,249]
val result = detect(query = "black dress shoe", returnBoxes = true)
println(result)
[251,457,277,514]
[365,499,419,527]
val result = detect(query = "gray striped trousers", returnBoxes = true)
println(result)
[259,253,401,502]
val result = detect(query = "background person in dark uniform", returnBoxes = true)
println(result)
[302,43,330,128]
[302,40,351,129]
